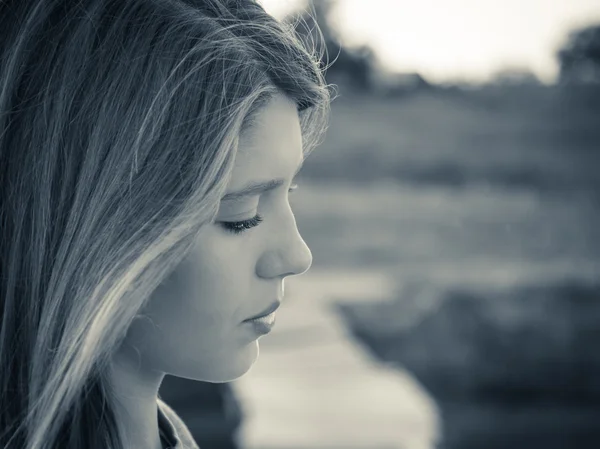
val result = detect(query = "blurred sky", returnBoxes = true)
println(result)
[258,0,600,84]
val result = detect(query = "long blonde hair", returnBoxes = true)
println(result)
[0,1,330,448]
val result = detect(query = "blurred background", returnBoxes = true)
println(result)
[159,1,600,448]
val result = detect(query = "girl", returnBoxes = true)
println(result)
[0,1,330,448]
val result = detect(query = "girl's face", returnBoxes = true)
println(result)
[116,93,312,383]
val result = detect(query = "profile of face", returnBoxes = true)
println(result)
[115,93,312,383]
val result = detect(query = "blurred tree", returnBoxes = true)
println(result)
[490,67,541,86]
[557,23,600,84]
[371,71,432,96]
[284,0,376,91]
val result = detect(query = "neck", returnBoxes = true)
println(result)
[107,342,166,449]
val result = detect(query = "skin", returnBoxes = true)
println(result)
[108,93,313,449]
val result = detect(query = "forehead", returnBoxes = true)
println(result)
[230,94,303,185]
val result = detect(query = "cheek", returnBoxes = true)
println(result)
[148,246,246,339]
[124,230,260,378]
[186,232,256,318]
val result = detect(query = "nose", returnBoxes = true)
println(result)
[281,230,313,277]
[255,217,313,280]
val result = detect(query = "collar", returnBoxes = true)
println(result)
[157,399,180,449]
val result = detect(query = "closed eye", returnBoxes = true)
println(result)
[219,214,263,235]
[219,183,299,235]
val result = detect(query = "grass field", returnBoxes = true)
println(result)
[299,85,600,194]
[294,85,600,278]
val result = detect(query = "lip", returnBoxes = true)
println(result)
[244,300,281,322]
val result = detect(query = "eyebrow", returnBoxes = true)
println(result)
[221,159,304,202]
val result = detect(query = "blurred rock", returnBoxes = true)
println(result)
[336,279,600,402]
[436,401,600,449]
[336,279,600,448]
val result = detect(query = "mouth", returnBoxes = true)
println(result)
[244,310,277,335]
[244,300,281,322]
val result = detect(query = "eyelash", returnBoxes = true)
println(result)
[220,214,264,235]
[220,184,298,235]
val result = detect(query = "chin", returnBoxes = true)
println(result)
[181,340,260,383]
[216,340,260,382]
